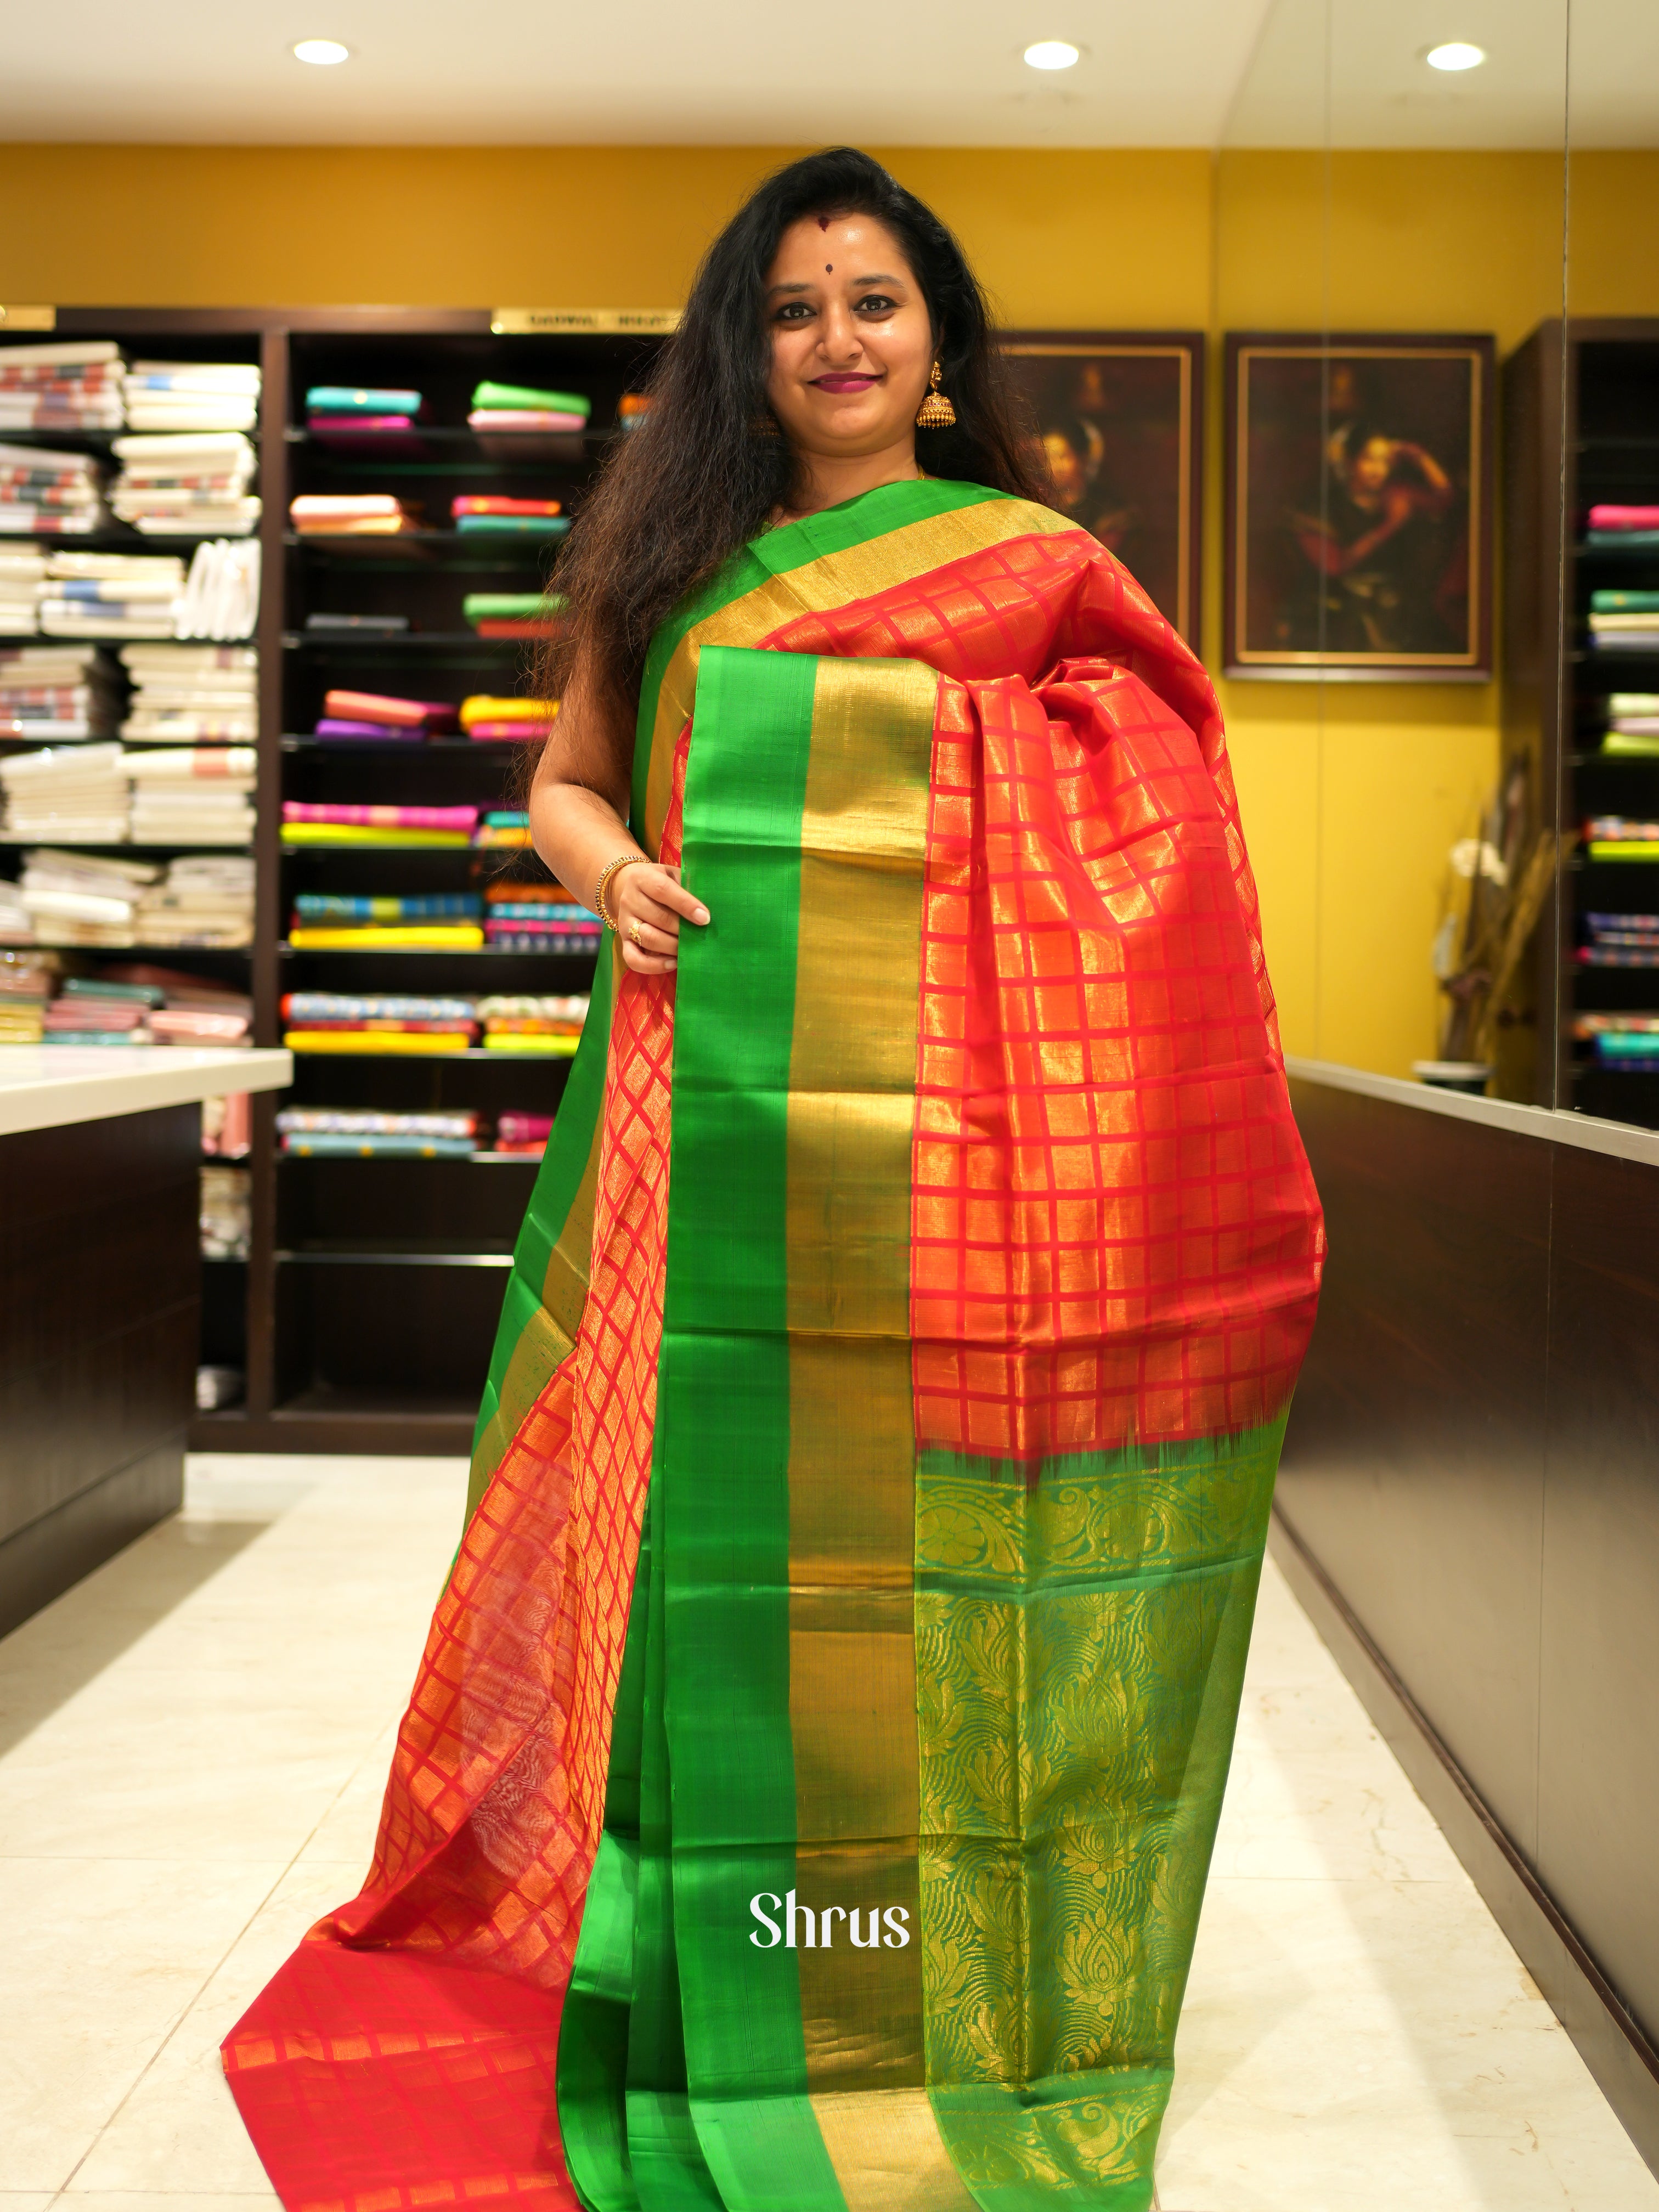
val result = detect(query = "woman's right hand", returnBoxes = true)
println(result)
[610,860,710,974]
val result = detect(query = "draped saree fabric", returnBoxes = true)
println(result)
[223,477,1325,2212]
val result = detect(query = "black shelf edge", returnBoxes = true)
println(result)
[274,1248,515,1267]
[282,631,542,650]
[280,734,532,752]
[0,838,252,853]
[284,1047,576,1062]
[277,1150,541,1165]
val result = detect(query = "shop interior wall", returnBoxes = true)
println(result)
[2,141,1655,1075]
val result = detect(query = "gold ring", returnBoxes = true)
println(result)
[628,921,644,947]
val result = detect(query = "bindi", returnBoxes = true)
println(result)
[825,263,833,272]
[817,215,830,229]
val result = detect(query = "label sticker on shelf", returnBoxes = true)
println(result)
[0,305,57,330]
[490,307,681,335]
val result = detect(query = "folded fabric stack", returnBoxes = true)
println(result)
[289,890,483,949]
[0,342,124,431]
[451,495,569,544]
[494,1110,555,1156]
[461,696,557,744]
[0,546,45,632]
[1578,911,1659,968]
[121,644,258,743]
[462,591,565,641]
[0,442,106,535]
[305,386,424,442]
[0,949,56,1030]
[483,878,601,952]
[478,992,590,1052]
[618,393,654,434]
[122,362,259,433]
[278,1107,481,1158]
[127,747,257,845]
[0,645,120,739]
[39,552,185,640]
[314,688,456,743]
[1588,590,1659,654]
[304,613,409,638]
[42,974,161,1044]
[473,809,534,849]
[176,539,259,640]
[283,801,476,849]
[103,961,251,1046]
[1602,692,1659,757]
[281,990,480,1054]
[467,381,590,436]
[14,849,157,944]
[111,433,259,537]
[1585,815,1659,860]
[1572,1012,1659,1064]
[291,494,422,537]
[201,1164,251,1259]
[1585,503,1659,550]
[134,854,255,946]
[0,744,129,840]
[0,887,36,946]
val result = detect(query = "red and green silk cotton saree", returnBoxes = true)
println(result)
[224,476,1325,2212]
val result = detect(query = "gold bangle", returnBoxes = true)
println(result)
[592,850,645,930]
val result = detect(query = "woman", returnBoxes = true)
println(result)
[225,148,1324,2212]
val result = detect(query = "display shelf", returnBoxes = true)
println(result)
[1504,317,1659,1130]
[0,838,252,851]
[278,941,595,957]
[2,307,656,1449]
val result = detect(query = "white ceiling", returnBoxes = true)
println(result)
[0,0,1650,148]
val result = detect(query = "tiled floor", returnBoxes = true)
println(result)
[1,1453,1655,2212]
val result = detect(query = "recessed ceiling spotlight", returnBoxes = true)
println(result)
[292,38,351,65]
[1425,41,1486,71]
[1024,40,1080,70]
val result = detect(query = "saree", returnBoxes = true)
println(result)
[223,476,1325,2212]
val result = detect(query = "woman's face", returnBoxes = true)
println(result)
[764,213,935,460]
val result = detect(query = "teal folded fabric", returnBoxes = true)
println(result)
[454,515,572,537]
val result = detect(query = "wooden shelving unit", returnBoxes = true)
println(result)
[4,308,668,1453]
[1504,318,1659,1125]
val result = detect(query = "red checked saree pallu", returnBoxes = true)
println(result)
[224,477,1325,2212]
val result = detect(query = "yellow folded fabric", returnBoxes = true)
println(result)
[281,827,472,848]
[287,926,485,949]
[483,1034,580,1054]
[1590,841,1659,861]
[284,1030,475,1054]
[460,695,558,730]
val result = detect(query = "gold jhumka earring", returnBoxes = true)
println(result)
[916,360,956,428]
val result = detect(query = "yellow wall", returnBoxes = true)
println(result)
[2,140,1656,1076]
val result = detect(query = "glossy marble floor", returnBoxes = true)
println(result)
[1,1453,1654,2212]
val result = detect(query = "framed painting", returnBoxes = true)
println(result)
[1224,331,1495,679]
[1000,330,1203,645]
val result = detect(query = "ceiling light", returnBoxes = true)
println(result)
[292,38,351,65]
[1024,40,1080,70]
[1425,41,1485,71]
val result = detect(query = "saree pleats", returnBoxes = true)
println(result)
[223,479,1323,2212]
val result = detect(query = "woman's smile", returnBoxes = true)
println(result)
[811,371,881,392]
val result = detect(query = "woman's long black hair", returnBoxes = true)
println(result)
[541,147,1053,727]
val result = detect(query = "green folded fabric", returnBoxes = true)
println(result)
[1593,590,1659,613]
[463,593,565,620]
[454,515,572,537]
[471,382,591,417]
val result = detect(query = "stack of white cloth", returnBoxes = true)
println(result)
[0,881,31,943]
[120,644,257,743]
[134,853,255,947]
[127,747,256,845]
[0,646,120,739]
[14,848,157,946]
[121,363,259,434]
[0,547,46,632]
[176,539,259,640]
[0,342,125,431]
[39,552,185,640]
[0,442,106,536]
[109,433,258,537]
[0,744,129,842]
